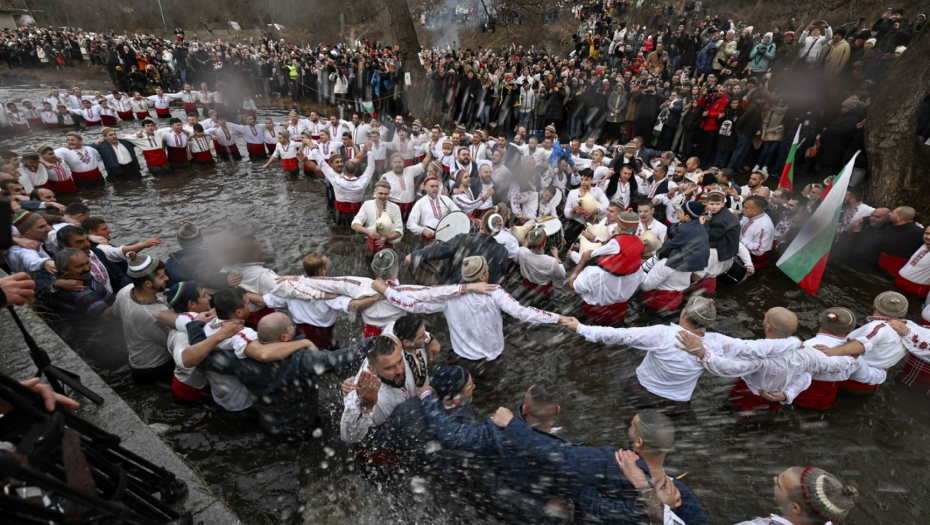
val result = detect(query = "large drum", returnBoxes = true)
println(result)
[719,259,749,285]
[535,216,564,252]
[411,211,477,285]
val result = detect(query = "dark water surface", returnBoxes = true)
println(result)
[2,84,928,525]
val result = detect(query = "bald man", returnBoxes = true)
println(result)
[879,206,925,278]
[676,307,886,420]
[186,312,371,439]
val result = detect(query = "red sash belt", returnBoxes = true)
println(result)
[391,200,415,216]
[838,378,881,393]
[83,119,101,126]
[117,110,134,119]
[191,150,213,162]
[154,108,171,117]
[294,323,336,350]
[141,148,168,167]
[334,200,362,213]
[311,134,321,141]
[27,118,43,127]
[71,167,103,182]
[895,274,930,298]
[522,278,554,296]
[367,236,389,253]
[213,141,237,154]
[896,353,930,395]
[172,376,210,402]
[352,444,399,467]
[281,157,299,171]
[793,379,838,410]
[878,252,908,278]
[135,111,150,119]
[266,143,277,154]
[246,142,266,155]
[44,122,59,129]
[183,103,197,113]
[245,307,275,329]
[166,146,188,164]
[642,289,683,310]
[47,178,78,193]
[101,115,117,125]
[12,123,29,132]
[750,252,768,269]
[729,378,783,413]
[582,301,629,324]
[363,324,383,338]
[684,277,717,296]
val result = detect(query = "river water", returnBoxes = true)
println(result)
[2,83,928,525]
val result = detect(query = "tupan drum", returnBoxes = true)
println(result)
[719,258,749,285]
[411,211,477,285]
[435,211,476,242]
[535,215,564,252]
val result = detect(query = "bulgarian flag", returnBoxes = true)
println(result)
[776,152,860,295]
[777,125,803,191]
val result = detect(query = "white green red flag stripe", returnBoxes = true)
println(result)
[777,125,802,191]
[776,152,860,295]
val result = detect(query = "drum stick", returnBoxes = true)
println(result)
[433,224,452,235]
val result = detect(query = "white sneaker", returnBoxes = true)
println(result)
[752,165,760,172]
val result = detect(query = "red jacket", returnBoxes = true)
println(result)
[697,94,730,132]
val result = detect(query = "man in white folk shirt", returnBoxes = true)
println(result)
[55,132,105,188]
[837,187,874,233]
[895,225,930,298]
[676,307,886,421]
[515,228,566,297]
[406,174,459,242]
[563,169,609,245]
[569,211,645,325]
[352,180,404,254]
[262,252,380,350]
[227,114,269,159]
[146,87,181,118]
[271,249,494,339]
[308,140,375,226]
[120,119,173,175]
[204,114,243,160]
[375,255,562,378]
[516,135,550,171]
[559,296,802,411]
[740,195,775,269]
[380,151,431,220]
[733,466,859,525]
[466,130,491,162]
[636,199,668,241]
[815,291,910,394]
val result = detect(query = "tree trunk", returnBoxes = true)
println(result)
[383,0,431,118]
[865,25,930,217]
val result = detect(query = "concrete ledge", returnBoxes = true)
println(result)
[0,273,241,524]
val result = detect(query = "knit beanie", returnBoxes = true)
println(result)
[683,201,705,219]
[874,291,908,318]
[127,253,160,278]
[455,169,468,187]
[431,365,469,402]
[461,256,488,282]
[12,210,42,233]
[617,211,640,233]
[819,308,857,335]
[685,296,716,325]
[166,281,199,310]
[177,221,202,248]
[799,467,859,523]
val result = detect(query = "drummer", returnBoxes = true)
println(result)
[537,186,562,218]
[568,211,645,325]
[563,169,609,246]
[351,180,404,253]
[380,151,432,220]
[406,175,460,242]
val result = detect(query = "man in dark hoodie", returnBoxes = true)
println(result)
[691,189,741,294]
[164,221,242,291]
[645,201,710,311]
[489,405,708,525]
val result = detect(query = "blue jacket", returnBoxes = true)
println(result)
[695,43,717,75]
[706,209,741,262]
[86,139,141,177]
[504,419,708,525]
[187,322,370,437]
[421,395,574,523]
[659,219,710,272]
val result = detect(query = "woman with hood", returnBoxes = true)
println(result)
[606,83,629,142]
[749,33,777,81]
